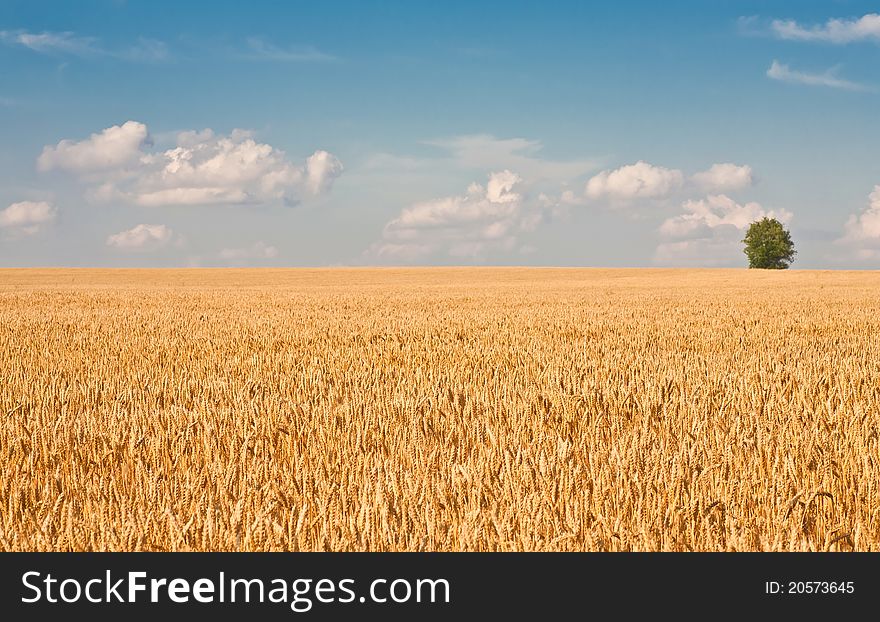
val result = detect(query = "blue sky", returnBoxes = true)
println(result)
[1,0,879,267]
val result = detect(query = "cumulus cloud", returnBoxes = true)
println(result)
[656,195,792,266]
[691,163,753,192]
[305,150,344,194]
[660,194,792,239]
[40,122,342,207]
[572,160,757,208]
[106,224,175,251]
[219,241,279,261]
[585,161,684,201]
[771,14,880,44]
[38,120,150,173]
[370,170,551,260]
[0,201,56,235]
[841,186,880,243]
[766,60,871,91]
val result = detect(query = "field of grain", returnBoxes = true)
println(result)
[1,268,879,551]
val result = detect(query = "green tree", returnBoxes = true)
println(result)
[742,217,796,269]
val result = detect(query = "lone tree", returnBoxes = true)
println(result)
[742,217,796,269]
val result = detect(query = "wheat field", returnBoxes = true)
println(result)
[1,268,879,551]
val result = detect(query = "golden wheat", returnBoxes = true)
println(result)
[1,267,879,551]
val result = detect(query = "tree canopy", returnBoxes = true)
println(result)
[742,217,796,269]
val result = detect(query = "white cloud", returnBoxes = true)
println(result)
[656,195,793,266]
[243,38,336,62]
[736,16,762,37]
[585,161,684,201]
[660,194,792,239]
[120,38,169,63]
[40,122,342,207]
[38,120,150,173]
[0,201,56,235]
[131,187,253,207]
[106,224,175,251]
[842,186,880,242]
[370,170,552,260]
[360,152,430,172]
[219,241,279,260]
[691,163,753,192]
[766,60,871,91]
[424,134,599,182]
[0,30,100,56]
[0,30,168,61]
[486,169,521,203]
[305,150,344,194]
[771,14,880,44]
[559,189,582,206]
